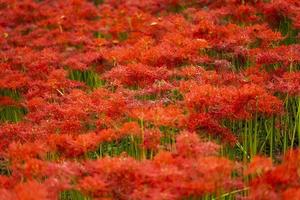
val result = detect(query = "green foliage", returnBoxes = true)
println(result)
[69,70,105,89]
[118,32,128,42]
[278,17,299,45]
[86,136,144,160]
[0,158,11,176]
[0,89,21,100]
[0,106,27,123]
[0,89,26,122]
[60,190,91,200]
[93,31,112,39]
[90,0,104,6]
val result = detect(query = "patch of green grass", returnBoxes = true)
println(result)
[90,0,104,6]
[168,4,186,13]
[0,157,11,176]
[0,89,21,100]
[45,151,61,161]
[0,89,27,123]
[118,32,128,42]
[278,17,299,45]
[160,126,179,151]
[69,69,105,89]
[60,189,91,200]
[0,106,27,123]
[93,31,112,40]
[170,89,184,101]
[86,136,144,160]
[135,94,157,101]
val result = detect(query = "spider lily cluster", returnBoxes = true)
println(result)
[0,0,299,199]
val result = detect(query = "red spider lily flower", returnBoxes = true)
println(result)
[246,156,273,176]
[142,129,161,150]
[1,0,299,198]
[15,158,47,178]
[175,131,220,158]
[103,63,170,87]
[7,141,48,163]
[282,188,300,200]
[14,180,50,200]
[47,131,110,157]
[249,149,300,200]
[0,69,28,89]
[0,96,19,107]
[118,121,141,137]
[187,113,237,144]
[78,175,109,197]
[271,72,300,96]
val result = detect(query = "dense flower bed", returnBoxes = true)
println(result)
[0,0,299,199]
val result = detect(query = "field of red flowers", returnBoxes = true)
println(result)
[0,0,299,199]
